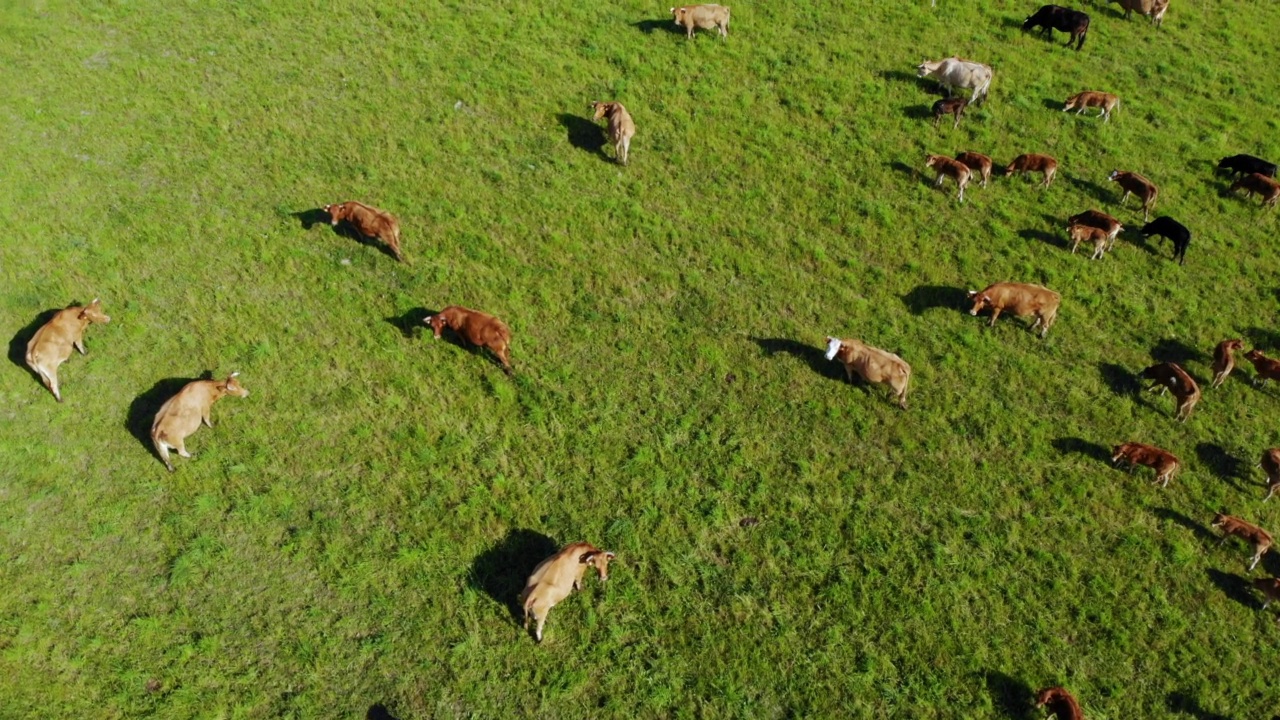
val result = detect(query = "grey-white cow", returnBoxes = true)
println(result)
[916,57,993,104]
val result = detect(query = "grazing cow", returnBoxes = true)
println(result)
[967,282,1060,337]
[590,101,635,166]
[1063,91,1119,121]
[1068,209,1123,250]
[924,154,971,202]
[916,57,993,104]
[671,4,729,39]
[1022,5,1090,50]
[1139,217,1190,265]
[1107,170,1158,221]
[1217,154,1277,179]
[519,542,615,642]
[150,373,249,472]
[324,201,403,261]
[1244,349,1280,387]
[1112,442,1180,487]
[1140,361,1200,422]
[24,299,110,403]
[1211,338,1244,388]
[931,97,968,129]
[1227,173,1280,208]
[1068,222,1110,260]
[1212,513,1273,572]
[824,337,912,409]
[955,151,993,187]
[1109,0,1159,23]
[1253,577,1280,611]
[1261,448,1280,501]
[1035,687,1084,720]
[425,305,514,374]
[1007,154,1058,187]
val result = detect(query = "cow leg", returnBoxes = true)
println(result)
[153,437,175,472]
[177,440,192,459]
[74,339,87,355]
[988,308,1001,326]
[1267,483,1278,502]
[1250,551,1264,572]
[1120,191,1131,206]
[202,412,214,429]
[535,613,547,642]
[934,173,945,187]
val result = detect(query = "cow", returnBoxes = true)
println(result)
[1139,217,1190,265]
[1217,154,1277,179]
[1068,209,1123,250]
[967,282,1060,337]
[1253,577,1280,611]
[1112,442,1180,487]
[1108,0,1159,23]
[24,299,111,403]
[931,97,968,129]
[916,57,993,104]
[824,337,912,409]
[1244,349,1280,387]
[1022,5,1090,50]
[1068,222,1110,260]
[1227,173,1280,208]
[924,154,971,202]
[1261,448,1280,501]
[150,373,249,472]
[1211,338,1244,388]
[1007,154,1058,187]
[1140,361,1200,422]
[1035,687,1084,720]
[671,4,729,39]
[1212,513,1273,572]
[519,542,615,642]
[1107,170,1158,221]
[425,305,514,374]
[323,201,403,261]
[1063,90,1119,121]
[955,151,993,187]
[1151,0,1169,26]
[590,101,635,166]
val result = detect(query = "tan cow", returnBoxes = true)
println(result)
[150,373,249,472]
[967,282,1060,337]
[24,299,110,402]
[925,154,971,202]
[955,151,993,187]
[1211,338,1244,388]
[324,201,404,261]
[825,337,912,409]
[671,4,729,39]
[1068,209,1123,250]
[1212,513,1273,571]
[1063,91,1119,122]
[425,305,513,374]
[520,542,615,642]
[1068,222,1110,260]
[590,101,636,166]
[1261,448,1280,501]
[1112,442,1180,487]
[1006,153,1058,187]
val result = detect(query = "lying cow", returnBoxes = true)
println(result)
[1228,172,1280,208]
[520,542,615,642]
[1007,153,1057,187]
[1244,349,1280,387]
[1068,209,1123,250]
[825,337,912,409]
[1035,687,1084,720]
[24,298,111,402]
[1108,170,1158,221]
[1212,513,1273,572]
[671,4,729,39]
[955,151,993,187]
[1139,216,1190,265]
[1218,154,1277,179]
[1140,361,1200,422]
[1261,448,1280,501]
[324,201,403,261]
[924,154,971,202]
[591,101,636,166]
[967,282,1060,337]
[1211,338,1244,388]
[425,305,514,374]
[1063,91,1119,121]
[1023,5,1090,50]
[150,373,249,472]
[1112,441,1180,487]
[916,57,992,104]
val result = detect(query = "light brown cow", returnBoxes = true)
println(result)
[1109,0,1157,22]
[925,154,971,202]
[1068,222,1110,259]
[1068,209,1123,250]
[1035,687,1084,720]
[1006,153,1057,187]
[1112,442,1180,487]
[1107,170,1158,221]
[670,4,730,39]
[1063,91,1119,122]
[324,201,403,261]
[955,151,993,187]
[1212,513,1273,571]
[1261,448,1280,501]
[1228,172,1280,208]
[1151,0,1169,26]
[591,101,636,166]
[24,299,110,402]
[150,373,249,472]
[520,542,615,642]
[425,305,513,374]
[967,282,1061,337]
[1140,361,1200,422]
[825,337,912,409]
[1244,349,1280,387]
[1211,338,1244,388]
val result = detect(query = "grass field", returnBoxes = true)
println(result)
[3,0,1280,716]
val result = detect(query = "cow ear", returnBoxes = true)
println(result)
[578,551,597,564]
[230,372,240,379]
[604,552,616,560]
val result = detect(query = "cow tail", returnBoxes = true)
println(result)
[976,72,992,104]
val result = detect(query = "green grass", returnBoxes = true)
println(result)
[3,0,1280,716]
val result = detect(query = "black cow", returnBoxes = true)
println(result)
[1022,5,1090,50]
[1140,217,1190,265]
[1217,154,1277,179]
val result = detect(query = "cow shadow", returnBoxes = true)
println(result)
[1098,362,1140,396]
[290,208,330,230]
[887,161,929,188]
[982,671,1035,720]
[1064,175,1113,204]
[1052,437,1112,464]
[902,285,969,315]
[384,307,434,340]
[1195,442,1248,490]
[750,337,845,382]
[468,529,559,625]
[1166,692,1234,720]
[8,307,61,388]
[1150,338,1203,366]
[1042,98,1063,111]
[366,704,401,720]
[878,69,938,94]
[126,373,212,461]
[1151,507,1215,542]
[557,113,606,158]
[294,207,402,261]
[1018,227,1065,249]
[906,104,935,121]
[631,18,683,36]
[1206,568,1258,609]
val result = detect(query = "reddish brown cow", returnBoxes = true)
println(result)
[24,299,111,402]
[1035,687,1083,720]
[1228,172,1280,208]
[324,201,404,261]
[1112,442,1180,487]
[1063,90,1119,122]
[1261,448,1280,501]
[925,154,971,202]
[1140,361,1200,422]
[955,151,993,187]
[1107,170,1158,221]
[1244,349,1280,387]
[1212,513,1273,571]
[1254,577,1280,611]
[425,305,514,374]
[1006,153,1058,187]
[1210,339,1243,388]
[967,282,1061,337]
[932,97,968,129]
[1068,209,1123,250]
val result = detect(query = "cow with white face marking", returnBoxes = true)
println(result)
[825,337,911,409]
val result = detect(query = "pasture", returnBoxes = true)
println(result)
[2,0,1280,716]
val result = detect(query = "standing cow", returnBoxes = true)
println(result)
[1022,5,1090,50]
[591,101,636,166]
[324,201,404,261]
[670,4,729,39]
[825,337,912,409]
[1140,361,1200,421]
[24,299,111,403]
[916,57,993,104]
[967,282,1061,337]
[1139,217,1190,265]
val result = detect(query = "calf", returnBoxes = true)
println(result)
[1253,577,1280,611]
[931,97,967,129]
[967,282,1060,337]
[1139,216,1190,265]
[924,154,971,202]
[1068,209,1123,250]
[1217,154,1277,179]
[1112,441,1180,487]
[24,298,111,402]
[1211,338,1244,388]
[1035,687,1084,720]
[955,151,993,187]
[324,201,403,261]
[671,4,729,39]
[519,542,615,642]
[1006,154,1057,187]
[1261,448,1280,501]
[824,337,912,409]
[591,101,636,166]
[1022,5,1090,50]
[425,305,514,374]
[1068,222,1109,260]
[1212,513,1273,571]
[1227,172,1280,208]
[150,373,249,472]
[1244,349,1280,387]
[1140,361,1200,421]
[1107,170,1158,221]
[1063,90,1119,121]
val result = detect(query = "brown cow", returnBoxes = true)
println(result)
[671,4,730,39]
[1254,577,1280,611]
[425,305,513,374]
[24,299,111,402]
[324,201,403,261]
[1068,209,1123,250]
[925,154,971,202]
[1244,349,1280,387]
[1211,338,1244,388]
[1006,153,1057,187]
[150,373,249,472]
[1035,687,1084,720]
[1107,170,1158,221]
[1068,222,1110,260]
[1112,442,1180,487]
[967,282,1061,337]
[1228,172,1280,208]
[825,337,912,409]
[1140,361,1200,422]
[1261,448,1280,501]
[1151,0,1169,26]
[1063,91,1119,122]
[955,151,993,187]
[591,101,636,166]
[932,97,968,129]
[1212,513,1273,571]
[1109,0,1157,22]
[520,542,615,642]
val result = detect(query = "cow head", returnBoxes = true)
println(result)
[424,313,449,339]
[590,101,611,121]
[967,291,991,316]
[79,298,110,325]
[323,203,346,226]
[1106,169,1121,182]
[579,549,617,582]
[824,337,844,361]
[1245,349,1266,362]
[915,59,939,77]
[1225,339,1244,352]
[671,6,685,24]
[220,372,250,398]
[1211,513,1228,528]
[1111,445,1127,464]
